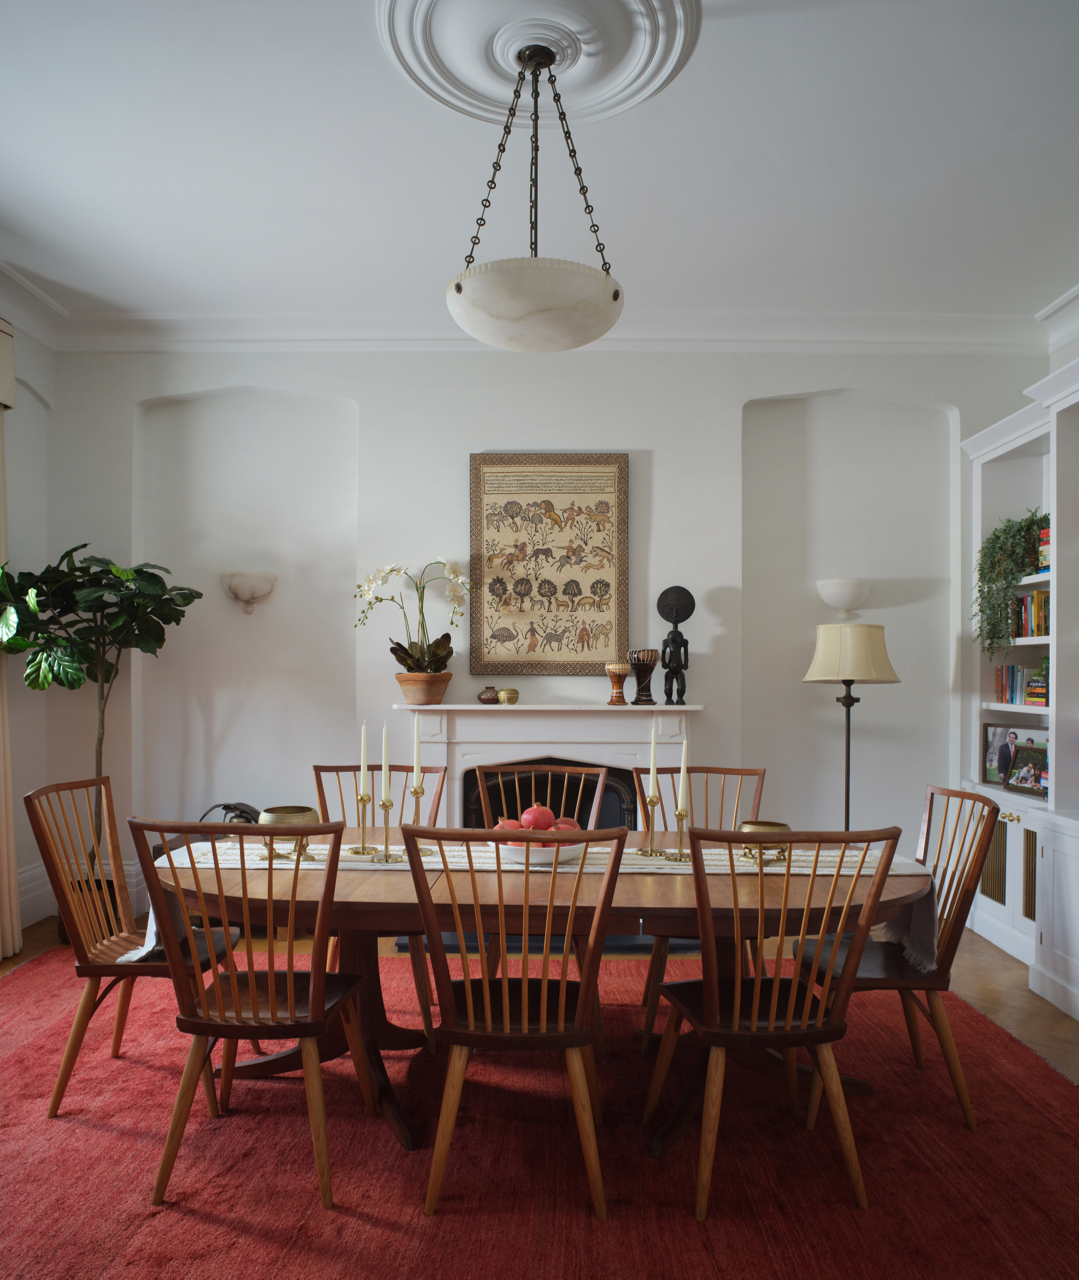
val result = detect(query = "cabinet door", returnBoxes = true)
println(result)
[1037,828,1079,990]
[969,814,1036,962]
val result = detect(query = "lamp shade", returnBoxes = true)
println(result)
[446,257,624,353]
[802,624,900,685]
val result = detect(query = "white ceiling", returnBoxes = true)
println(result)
[1,0,1078,352]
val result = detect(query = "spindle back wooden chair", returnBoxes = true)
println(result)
[401,823,628,1220]
[476,761,608,830]
[643,825,900,1220]
[632,765,766,1048]
[798,785,998,1132]
[130,817,374,1209]
[25,776,227,1119]
[314,762,446,1042]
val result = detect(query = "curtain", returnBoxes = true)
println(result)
[0,319,22,956]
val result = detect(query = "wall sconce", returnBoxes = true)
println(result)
[816,578,871,620]
[222,571,277,614]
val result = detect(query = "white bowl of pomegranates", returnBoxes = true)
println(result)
[488,807,587,865]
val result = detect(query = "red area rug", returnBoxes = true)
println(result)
[3,948,1077,1280]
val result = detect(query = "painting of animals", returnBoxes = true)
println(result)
[470,453,628,676]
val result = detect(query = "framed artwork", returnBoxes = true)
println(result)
[470,453,628,676]
[1004,745,1049,797]
[983,725,1047,784]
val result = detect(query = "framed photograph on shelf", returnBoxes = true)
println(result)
[983,724,1047,785]
[1004,745,1049,797]
[470,452,628,676]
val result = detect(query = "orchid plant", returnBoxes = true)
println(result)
[356,559,470,673]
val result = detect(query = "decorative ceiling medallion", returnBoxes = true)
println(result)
[377,0,700,125]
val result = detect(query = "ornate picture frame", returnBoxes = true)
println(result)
[470,452,628,676]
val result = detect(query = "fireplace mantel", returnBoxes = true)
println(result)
[393,703,705,826]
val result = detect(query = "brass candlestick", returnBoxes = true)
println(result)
[666,808,690,862]
[641,794,662,856]
[410,784,438,857]
[379,796,403,863]
[348,791,380,857]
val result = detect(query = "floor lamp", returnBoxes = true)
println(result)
[803,624,900,830]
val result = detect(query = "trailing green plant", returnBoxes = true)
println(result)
[973,509,1050,659]
[0,545,202,790]
[356,559,469,673]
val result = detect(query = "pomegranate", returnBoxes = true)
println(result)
[553,817,582,831]
[520,805,556,830]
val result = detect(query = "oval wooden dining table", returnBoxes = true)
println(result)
[158,829,931,1152]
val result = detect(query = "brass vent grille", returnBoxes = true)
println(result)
[980,821,1007,906]
[1023,829,1037,922]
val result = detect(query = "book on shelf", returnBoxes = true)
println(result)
[1039,525,1050,573]
[994,663,1049,706]
[1013,590,1050,638]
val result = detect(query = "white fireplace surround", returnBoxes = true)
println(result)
[393,703,705,827]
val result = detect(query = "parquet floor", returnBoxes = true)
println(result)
[5,917,1077,1084]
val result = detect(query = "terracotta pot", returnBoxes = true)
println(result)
[395,671,453,706]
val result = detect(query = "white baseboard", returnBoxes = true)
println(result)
[18,861,57,928]
[1029,964,1079,1021]
[967,905,1036,966]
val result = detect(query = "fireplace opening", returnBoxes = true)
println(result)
[460,756,638,831]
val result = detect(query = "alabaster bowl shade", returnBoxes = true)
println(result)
[446,257,624,352]
[816,577,872,618]
[803,624,900,684]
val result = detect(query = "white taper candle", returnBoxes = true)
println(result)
[678,735,688,811]
[412,713,421,789]
[382,723,389,803]
[360,721,368,799]
[649,718,658,799]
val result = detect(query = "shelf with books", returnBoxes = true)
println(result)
[1008,635,1049,647]
[1017,572,1051,588]
[981,702,1051,716]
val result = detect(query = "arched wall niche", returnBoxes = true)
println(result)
[741,388,955,853]
[132,386,360,825]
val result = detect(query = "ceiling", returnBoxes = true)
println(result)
[1,0,1078,353]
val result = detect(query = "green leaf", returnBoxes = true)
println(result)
[46,648,86,689]
[0,605,17,642]
[1,636,32,653]
[109,564,137,580]
[26,588,39,614]
[24,650,53,691]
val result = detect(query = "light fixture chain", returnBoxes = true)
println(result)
[530,68,540,258]
[548,71,611,274]
[463,69,526,269]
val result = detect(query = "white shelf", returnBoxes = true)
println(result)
[394,703,706,712]
[1007,635,1050,646]
[981,702,1050,715]
[1017,573,1051,587]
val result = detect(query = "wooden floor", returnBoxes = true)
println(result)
[5,917,1077,1085]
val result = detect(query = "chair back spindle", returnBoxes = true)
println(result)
[314,764,446,827]
[690,827,900,1037]
[634,766,765,833]
[475,763,608,831]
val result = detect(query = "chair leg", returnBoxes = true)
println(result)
[695,1046,726,1222]
[641,937,670,1053]
[566,1046,607,1221]
[643,1009,683,1124]
[301,1037,333,1209]
[782,1048,800,1120]
[485,932,502,978]
[582,1043,603,1126]
[926,989,977,1133]
[899,990,925,1069]
[201,1051,220,1120]
[426,1044,470,1216]
[815,1042,867,1209]
[327,936,340,973]
[153,1035,209,1204]
[110,976,136,1058]
[407,933,436,1053]
[248,1040,265,1056]
[48,976,100,1118]
[219,1040,238,1112]
[340,996,378,1116]
[573,934,605,1054]
[805,1062,824,1131]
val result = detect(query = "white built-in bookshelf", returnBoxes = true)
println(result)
[960,355,1079,1017]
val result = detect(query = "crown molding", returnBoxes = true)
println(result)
[1034,282,1079,356]
[35,308,1047,357]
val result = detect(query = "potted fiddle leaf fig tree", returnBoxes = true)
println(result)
[0,545,202,826]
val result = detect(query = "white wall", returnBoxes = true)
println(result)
[133,387,360,819]
[742,392,951,852]
[9,342,1046,921]
[4,328,57,922]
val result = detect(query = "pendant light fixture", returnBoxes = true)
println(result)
[446,45,623,353]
